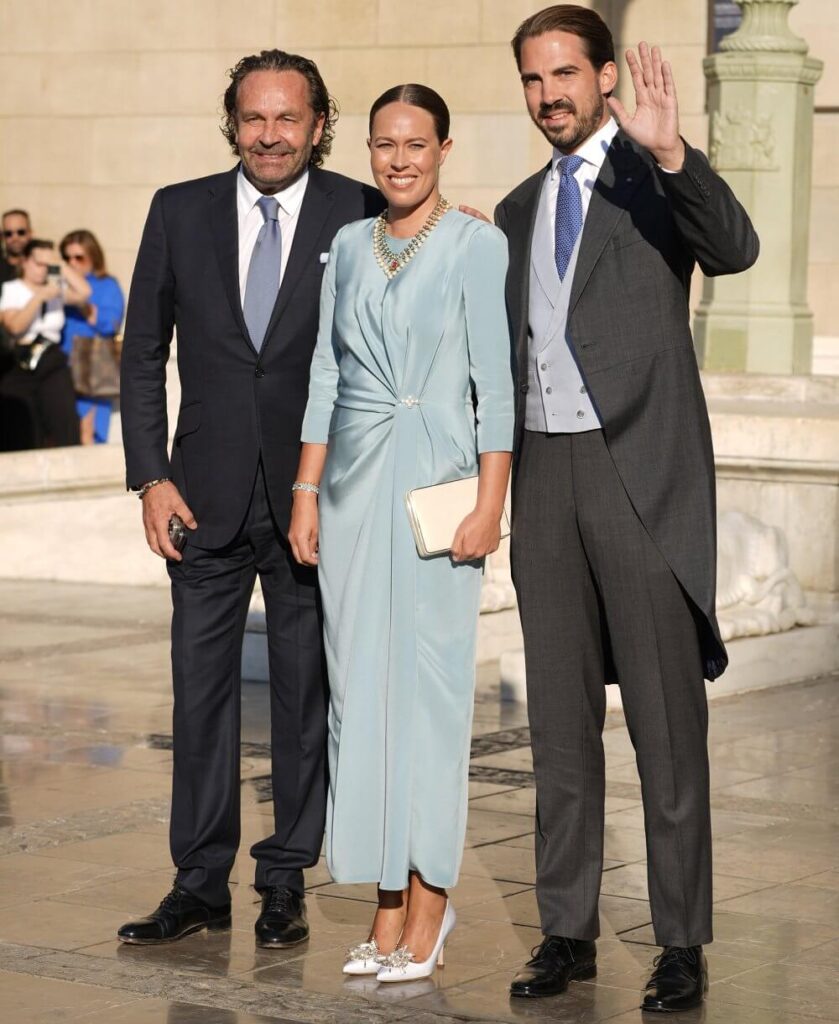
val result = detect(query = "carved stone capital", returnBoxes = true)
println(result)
[704,53,824,85]
[720,0,808,54]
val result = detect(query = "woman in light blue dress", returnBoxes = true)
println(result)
[289,85,514,981]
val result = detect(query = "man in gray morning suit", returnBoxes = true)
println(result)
[494,7,758,1012]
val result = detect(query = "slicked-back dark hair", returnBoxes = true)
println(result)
[511,4,615,72]
[369,84,451,142]
[221,49,337,167]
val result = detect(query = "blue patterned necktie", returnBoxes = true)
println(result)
[243,195,282,352]
[554,154,585,281]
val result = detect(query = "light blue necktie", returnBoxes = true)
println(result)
[243,195,282,352]
[554,155,585,281]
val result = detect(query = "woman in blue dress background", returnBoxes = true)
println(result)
[289,85,514,981]
[60,230,125,444]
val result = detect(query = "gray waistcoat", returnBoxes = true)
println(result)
[525,170,601,433]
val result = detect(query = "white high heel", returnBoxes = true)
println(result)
[342,938,383,976]
[376,901,456,983]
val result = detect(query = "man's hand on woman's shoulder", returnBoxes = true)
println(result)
[458,205,491,224]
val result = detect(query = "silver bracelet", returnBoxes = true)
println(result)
[292,481,320,496]
[136,477,171,500]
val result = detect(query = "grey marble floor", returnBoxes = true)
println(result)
[0,579,837,1023]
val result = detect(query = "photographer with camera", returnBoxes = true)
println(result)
[0,238,91,448]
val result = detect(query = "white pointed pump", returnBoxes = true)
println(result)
[343,937,384,976]
[376,900,456,983]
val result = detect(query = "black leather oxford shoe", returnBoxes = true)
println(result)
[254,886,309,948]
[510,936,597,998]
[641,945,708,1012]
[117,884,231,944]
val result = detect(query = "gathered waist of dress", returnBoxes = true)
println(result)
[334,389,473,412]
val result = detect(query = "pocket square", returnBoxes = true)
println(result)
[319,252,329,264]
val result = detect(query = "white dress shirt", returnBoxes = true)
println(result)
[237,166,309,303]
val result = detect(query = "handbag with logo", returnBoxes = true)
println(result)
[70,334,121,397]
[405,475,511,558]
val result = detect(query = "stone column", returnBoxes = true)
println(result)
[694,0,823,374]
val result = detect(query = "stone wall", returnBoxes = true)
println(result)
[0,0,834,342]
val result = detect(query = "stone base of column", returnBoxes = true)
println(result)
[695,303,815,374]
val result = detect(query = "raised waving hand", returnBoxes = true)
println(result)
[607,42,685,171]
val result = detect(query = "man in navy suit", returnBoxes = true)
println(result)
[118,50,383,947]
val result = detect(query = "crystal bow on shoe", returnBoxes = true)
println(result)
[379,945,416,973]
[376,901,455,983]
[345,938,382,966]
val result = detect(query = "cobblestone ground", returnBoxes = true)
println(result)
[1,580,837,1023]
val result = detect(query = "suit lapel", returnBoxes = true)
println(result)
[261,167,334,353]
[209,165,255,352]
[569,132,649,315]
[506,168,545,374]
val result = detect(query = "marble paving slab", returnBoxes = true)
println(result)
[0,580,836,1023]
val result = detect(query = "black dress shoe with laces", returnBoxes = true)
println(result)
[254,886,309,948]
[510,936,597,998]
[117,884,231,944]
[641,945,708,1012]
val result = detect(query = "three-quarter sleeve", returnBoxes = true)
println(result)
[301,231,343,444]
[463,224,515,453]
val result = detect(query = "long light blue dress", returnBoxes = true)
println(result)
[301,210,514,890]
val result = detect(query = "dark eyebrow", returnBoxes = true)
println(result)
[372,135,430,144]
[239,108,298,119]
[521,63,581,84]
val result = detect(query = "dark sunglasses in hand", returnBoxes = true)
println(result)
[3,229,29,238]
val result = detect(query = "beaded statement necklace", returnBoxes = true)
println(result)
[373,196,452,280]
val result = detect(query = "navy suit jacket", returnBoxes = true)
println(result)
[121,164,384,548]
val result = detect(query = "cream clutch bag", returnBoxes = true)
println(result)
[405,475,511,558]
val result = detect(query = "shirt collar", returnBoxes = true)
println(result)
[237,164,310,219]
[550,117,619,180]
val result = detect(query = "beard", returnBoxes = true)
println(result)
[533,94,605,153]
[240,140,313,192]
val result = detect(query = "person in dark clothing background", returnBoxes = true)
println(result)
[0,237,91,449]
